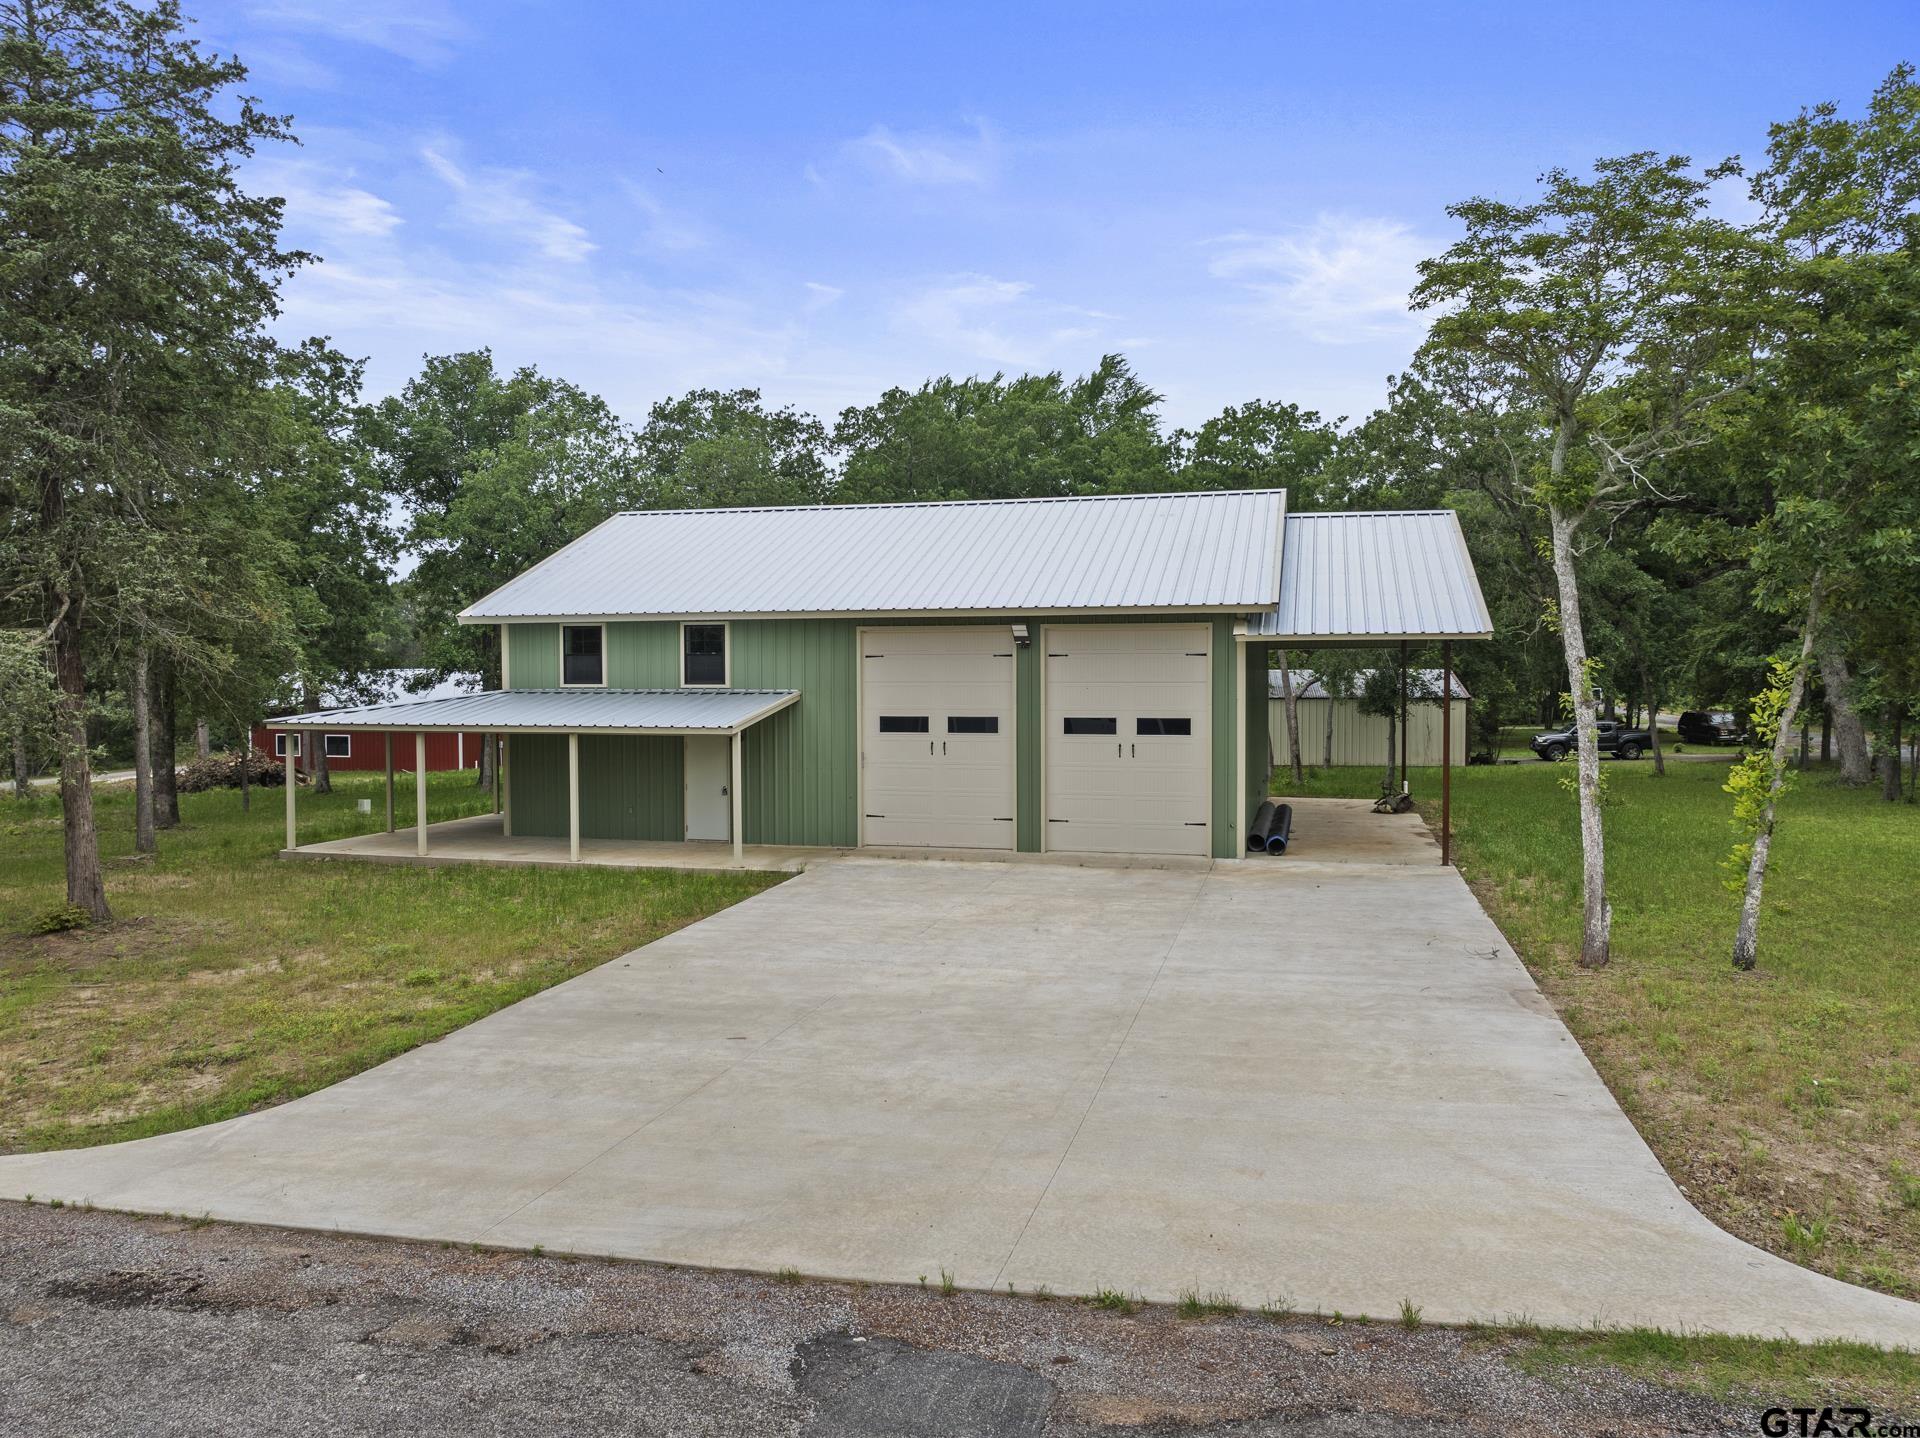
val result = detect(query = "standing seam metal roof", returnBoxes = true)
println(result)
[270,688,799,733]
[1253,511,1492,641]
[458,490,1287,620]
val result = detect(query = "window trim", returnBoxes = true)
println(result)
[323,733,352,758]
[680,621,730,689]
[274,732,301,757]
[559,622,608,689]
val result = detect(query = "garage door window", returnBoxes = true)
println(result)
[1063,717,1117,735]
[947,716,998,734]
[878,715,929,733]
[1135,717,1192,736]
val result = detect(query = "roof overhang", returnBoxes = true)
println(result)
[269,688,800,737]
[1240,509,1493,646]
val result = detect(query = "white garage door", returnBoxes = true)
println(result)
[1045,624,1211,856]
[861,627,1016,849]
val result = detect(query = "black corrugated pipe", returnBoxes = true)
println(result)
[1265,803,1294,855]
[1246,799,1277,851]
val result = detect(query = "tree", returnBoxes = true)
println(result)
[370,352,649,718]
[1176,400,1342,504]
[0,0,304,917]
[263,341,395,794]
[637,389,831,509]
[833,355,1175,502]
[1413,153,1761,968]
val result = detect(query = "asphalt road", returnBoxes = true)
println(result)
[0,1204,1779,1437]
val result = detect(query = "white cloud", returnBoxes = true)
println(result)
[844,121,996,186]
[895,274,1100,369]
[622,184,713,253]
[250,159,402,239]
[246,0,467,65]
[1207,215,1433,344]
[803,281,844,311]
[421,143,595,263]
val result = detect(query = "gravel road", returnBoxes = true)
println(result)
[0,1203,1784,1436]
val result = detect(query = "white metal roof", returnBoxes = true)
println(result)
[1251,511,1492,642]
[1269,668,1472,701]
[271,688,800,735]
[459,490,1287,621]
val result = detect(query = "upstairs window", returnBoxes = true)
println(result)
[683,623,727,686]
[561,624,605,687]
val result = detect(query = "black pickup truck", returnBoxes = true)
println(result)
[1529,719,1650,762]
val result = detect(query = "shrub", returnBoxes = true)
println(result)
[31,903,92,934]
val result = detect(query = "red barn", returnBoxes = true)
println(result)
[256,671,487,773]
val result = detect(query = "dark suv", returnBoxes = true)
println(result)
[1677,710,1747,746]
[1529,719,1650,762]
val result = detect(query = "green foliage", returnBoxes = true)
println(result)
[1721,658,1797,890]
[28,903,90,935]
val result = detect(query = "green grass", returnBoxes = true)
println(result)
[1274,758,1920,1299]
[0,772,781,1152]
[1503,1326,1920,1411]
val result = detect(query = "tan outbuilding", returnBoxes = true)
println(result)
[1270,668,1471,768]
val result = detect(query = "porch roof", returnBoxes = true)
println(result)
[269,687,800,736]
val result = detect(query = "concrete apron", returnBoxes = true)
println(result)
[2,858,1916,1349]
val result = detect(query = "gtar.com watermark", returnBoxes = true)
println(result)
[1760,1409,1920,1437]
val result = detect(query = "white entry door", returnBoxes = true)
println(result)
[1044,624,1211,856]
[861,628,1016,849]
[684,735,731,841]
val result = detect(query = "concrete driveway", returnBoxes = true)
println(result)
[4,853,1918,1347]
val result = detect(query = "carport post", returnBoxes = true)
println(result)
[729,729,743,863]
[415,732,428,857]
[283,730,296,852]
[383,732,394,833]
[567,732,581,863]
[501,735,513,837]
[1441,641,1453,867]
[1398,641,1409,793]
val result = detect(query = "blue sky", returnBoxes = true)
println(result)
[196,1,1915,431]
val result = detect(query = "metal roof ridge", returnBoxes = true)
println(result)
[606,487,1286,519]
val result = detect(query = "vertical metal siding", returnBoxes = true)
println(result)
[734,618,859,847]
[506,624,560,688]
[505,732,683,839]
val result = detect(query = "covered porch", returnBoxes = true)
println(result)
[284,811,828,873]
[270,687,800,868]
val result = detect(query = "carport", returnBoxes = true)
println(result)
[1245,510,1493,863]
[270,688,798,864]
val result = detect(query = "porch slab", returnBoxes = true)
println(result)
[283,812,832,873]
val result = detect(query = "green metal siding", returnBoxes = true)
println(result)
[507,733,683,839]
[500,612,1250,855]
[506,623,559,688]
[733,619,858,847]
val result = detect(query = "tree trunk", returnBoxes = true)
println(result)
[12,732,28,798]
[1820,706,1830,763]
[54,605,110,919]
[1548,502,1609,969]
[195,717,211,759]
[153,652,179,828]
[477,727,495,790]
[1816,639,1870,785]
[240,727,252,812]
[1322,688,1335,769]
[1733,583,1821,971]
[1882,705,1904,803]
[303,685,331,794]
[1645,670,1666,778]
[131,648,156,855]
[1382,709,1396,797]
[1277,651,1304,785]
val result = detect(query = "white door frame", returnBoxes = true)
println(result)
[1039,621,1213,856]
[683,734,732,842]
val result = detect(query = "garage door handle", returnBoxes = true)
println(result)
[1130,743,1135,758]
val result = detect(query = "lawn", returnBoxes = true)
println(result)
[1274,755,1920,1300]
[0,771,781,1153]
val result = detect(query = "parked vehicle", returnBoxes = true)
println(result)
[1677,710,1748,746]
[1529,719,1651,762]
